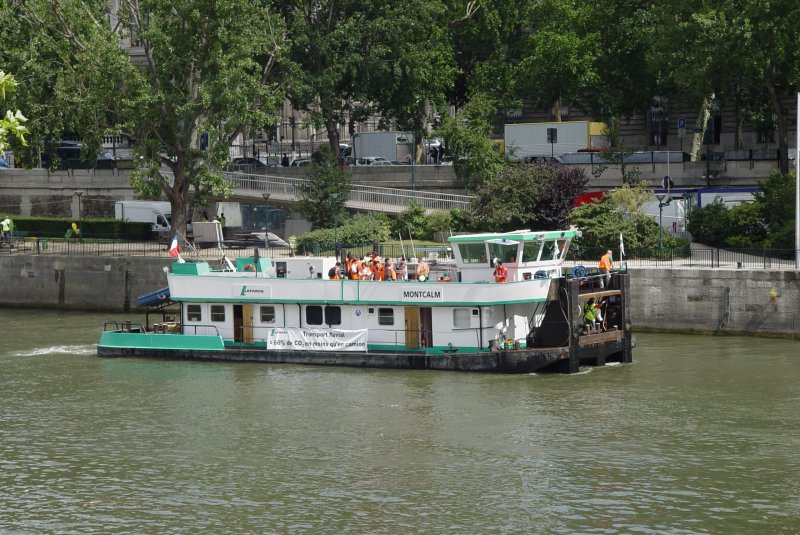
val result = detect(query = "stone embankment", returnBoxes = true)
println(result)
[0,255,797,338]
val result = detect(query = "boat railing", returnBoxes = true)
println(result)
[104,320,145,333]
[181,324,221,336]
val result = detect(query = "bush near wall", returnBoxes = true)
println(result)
[1,215,154,240]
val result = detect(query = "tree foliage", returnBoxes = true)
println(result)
[296,212,390,252]
[471,161,587,232]
[0,71,28,152]
[1,0,286,235]
[295,146,351,229]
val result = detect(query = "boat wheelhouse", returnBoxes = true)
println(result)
[98,229,633,373]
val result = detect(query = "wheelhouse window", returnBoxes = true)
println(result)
[306,305,323,325]
[488,241,519,264]
[541,240,558,261]
[186,305,202,322]
[210,305,225,322]
[325,306,341,326]
[453,309,471,328]
[522,241,542,262]
[260,306,276,324]
[457,242,488,264]
[378,308,394,326]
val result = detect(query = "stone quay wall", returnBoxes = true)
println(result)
[1,255,798,338]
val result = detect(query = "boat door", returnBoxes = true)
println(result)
[233,304,254,344]
[405,307,420,348]
[405,307,433,348]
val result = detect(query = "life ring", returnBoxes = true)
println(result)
[534,270,548,279]
[417,274,427,282]
[243,263,256,272]
[571,265,587,280]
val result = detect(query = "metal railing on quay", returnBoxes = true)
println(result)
[224,171,473,212]
[567,247,798,270]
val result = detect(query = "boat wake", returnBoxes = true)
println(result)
[12,344,96,357]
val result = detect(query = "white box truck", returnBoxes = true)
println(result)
[352,131,413,163]
[504,121,608,161]
[114,201,172,234]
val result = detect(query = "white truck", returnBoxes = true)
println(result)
[114,201,172,234]
[352,131,413,163]
[504,121,608,161]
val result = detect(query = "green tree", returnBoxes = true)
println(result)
[436,94,504,188]
[752,170,796,249]
[391,200,428,240]
[364,0,455,162]
[2,0,286,235]
[472,161,587,232]
[686,198,731,247]
[0,71,28,152]
[279,0,374,153]
[295,146,351,229]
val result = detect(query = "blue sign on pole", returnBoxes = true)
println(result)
[678,117,686,138]
[678,118,686,129]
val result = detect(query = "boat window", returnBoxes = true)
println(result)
[488,242,518,264]
[522,241,542,262]
[325,306,341,326]
[210,305,225,322]
[453,308,471,328]
[541,240,558,261]
[306,305,323,325]
[186,304,202,322]
[260,306,276,324]
[457,243,488,264]
[378,308,394,326]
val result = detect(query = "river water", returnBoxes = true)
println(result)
[1,308,799,534]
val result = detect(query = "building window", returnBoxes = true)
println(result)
[756,107,776,143]
[325,306,341,326]
[453,309,471,328]
[306,305,323,325]
[210,305,225,322]
[186,305,202,322]
[260,306,276,324]
[378,308,394,326]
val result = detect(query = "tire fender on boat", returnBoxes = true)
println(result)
[243,263,256,272]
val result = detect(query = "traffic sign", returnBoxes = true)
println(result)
[678,117,686,138]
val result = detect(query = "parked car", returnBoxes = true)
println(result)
[355,156,389,166]
[227,156,272,172]
[290,158,311,167]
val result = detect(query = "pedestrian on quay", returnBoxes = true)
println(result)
[599,249,613,289]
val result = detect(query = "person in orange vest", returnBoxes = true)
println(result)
[372,257,385,281]
[328,262,341,279]
[345,253,355,279]
[599,249,613,288]
[493,259,508,282]
[350,257,362,280]
[387,259,397,281]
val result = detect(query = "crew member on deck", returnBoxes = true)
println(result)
[599,249,613,289]
[328,262,341,279]
[416,258,430,282]
[493,259,508,283]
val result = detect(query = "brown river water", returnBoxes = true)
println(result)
[1,308,799,534]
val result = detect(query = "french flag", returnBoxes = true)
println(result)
[169,234,180,257]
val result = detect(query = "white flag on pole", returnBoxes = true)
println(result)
[619,232,625,258]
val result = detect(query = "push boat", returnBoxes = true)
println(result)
[98,229,633,374]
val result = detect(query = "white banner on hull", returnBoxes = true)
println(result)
[267,328,368,352]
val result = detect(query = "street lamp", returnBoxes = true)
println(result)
[655,193,671,252]
[331,192,347,260]
[74,191,83,243]
[262,193,271,249]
